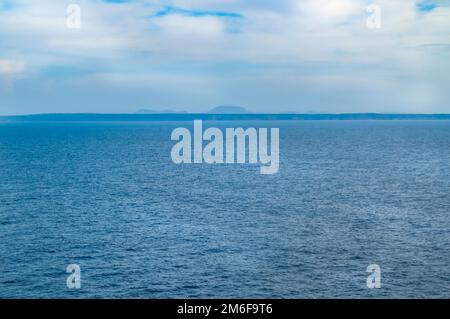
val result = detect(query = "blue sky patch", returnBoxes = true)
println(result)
[416,2,438,12]
[152,6,244,19]
[0,0,15,11]
[102,0,132,3]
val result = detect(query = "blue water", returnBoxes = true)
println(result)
[0,120,449,298]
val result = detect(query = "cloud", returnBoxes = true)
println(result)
[0,59,25,74]
[295,0,365,23]
[152,14,225,37]
[0,0,449,114]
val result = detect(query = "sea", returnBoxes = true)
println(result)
[0,120,449,298]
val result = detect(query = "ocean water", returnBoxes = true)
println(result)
[0,120,449,298]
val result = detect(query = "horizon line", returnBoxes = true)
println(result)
[2,112,450,122]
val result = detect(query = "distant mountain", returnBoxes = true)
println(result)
[2,113,450,122]
[208,106,249,114]
[136,109,186,114]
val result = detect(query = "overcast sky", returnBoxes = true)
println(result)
[0,0,449,114]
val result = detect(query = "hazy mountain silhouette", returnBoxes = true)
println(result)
[3,113,450,122]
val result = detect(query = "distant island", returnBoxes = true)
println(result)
[1,113,450,122]
[135,106,249,114]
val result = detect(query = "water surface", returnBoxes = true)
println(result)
[0,120,449,298]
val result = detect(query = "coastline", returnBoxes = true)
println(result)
[2,113,450,122]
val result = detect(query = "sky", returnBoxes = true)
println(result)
[0,0,449,115]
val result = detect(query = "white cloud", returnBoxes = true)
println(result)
[153,14,224,37]
[1,0,449,65]
[294,0,365,24]
[0,59,25,74]
[0,0,449,113]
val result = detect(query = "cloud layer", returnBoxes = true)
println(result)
[0,0,449,114]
